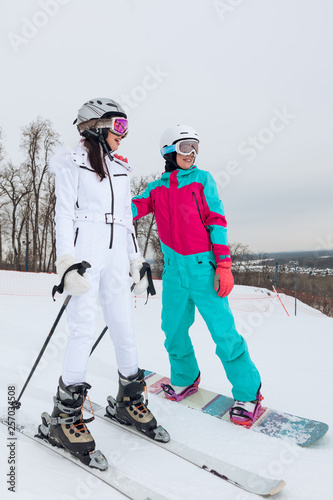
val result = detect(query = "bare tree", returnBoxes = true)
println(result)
[39,174,56,271]
[0,162,31,269]
[229,242,252,271]
[0,128,5,265]
[131,173,164,277]
[228,242,253,285]
[0,118,59,271]
[0,217,2,266]
[20,117,59,271]
[131,173,159,257]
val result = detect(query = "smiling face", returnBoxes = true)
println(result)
[106,130,124,151]
[176,152,195,170]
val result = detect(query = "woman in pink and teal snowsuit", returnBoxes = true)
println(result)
[132,124,263,425]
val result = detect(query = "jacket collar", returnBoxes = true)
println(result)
[161,164,197,180]
[74,142,133,172]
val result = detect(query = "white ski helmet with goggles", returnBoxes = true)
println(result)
[160,124,199,158]
[74,98,128,137]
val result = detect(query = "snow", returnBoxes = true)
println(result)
[0,276,332,500]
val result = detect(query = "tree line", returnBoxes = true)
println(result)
[0,118,59,272]
[0,117,161,272]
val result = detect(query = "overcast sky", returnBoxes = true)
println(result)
[1,0,332,253]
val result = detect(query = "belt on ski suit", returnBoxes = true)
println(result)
[74,212,132,230]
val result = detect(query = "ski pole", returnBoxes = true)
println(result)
[12,260,91,409]
[90,326,108,356]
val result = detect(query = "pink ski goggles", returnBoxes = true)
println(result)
[109,117,129,137]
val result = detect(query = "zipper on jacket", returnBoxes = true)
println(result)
[192,192,208,232]
[104,161,114,249]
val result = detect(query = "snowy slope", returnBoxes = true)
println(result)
[0,277,332,500]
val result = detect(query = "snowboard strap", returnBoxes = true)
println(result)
[161,383,199,402]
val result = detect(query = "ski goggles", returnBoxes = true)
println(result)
[108,117,129,137]
[161,139,199,157]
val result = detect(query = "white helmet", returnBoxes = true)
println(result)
[74,98,127,134]
[160,124,199,157]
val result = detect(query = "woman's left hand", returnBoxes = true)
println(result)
[214,261,234,297]
[130,257,149,295]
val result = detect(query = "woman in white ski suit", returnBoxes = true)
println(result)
[44,99,163,463]
[53,142,140,383]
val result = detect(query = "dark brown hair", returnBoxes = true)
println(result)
[83,136,106,181]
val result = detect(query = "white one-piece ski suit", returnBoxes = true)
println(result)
[52,143,141,385]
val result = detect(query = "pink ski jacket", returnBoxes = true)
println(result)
[132,165,231,264]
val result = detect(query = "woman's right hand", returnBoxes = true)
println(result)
[56,254,91,296]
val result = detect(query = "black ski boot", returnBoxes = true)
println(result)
[36,377,108,470]
[106,369,170,442]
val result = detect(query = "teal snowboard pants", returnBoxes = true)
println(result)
[161,252,261,402]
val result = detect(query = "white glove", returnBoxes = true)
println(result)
[130,256,148,295]
[56,254,91,296]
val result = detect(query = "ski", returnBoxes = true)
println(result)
[89,400,286,496]
[144,371,329,447]
[0,417,168,500]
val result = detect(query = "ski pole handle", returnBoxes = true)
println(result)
[12,261,91,409]
[77,260,91,276]
[52,260,91,300]
[130,262,156,297]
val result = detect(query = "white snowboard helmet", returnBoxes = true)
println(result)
[74,98,127,134]
[160,124,199,157]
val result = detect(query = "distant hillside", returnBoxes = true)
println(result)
[257,250,333,270]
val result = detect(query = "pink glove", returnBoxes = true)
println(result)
[114,154,128,163]
[214,261,234,297]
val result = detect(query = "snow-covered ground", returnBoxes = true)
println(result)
[0,276,332,500]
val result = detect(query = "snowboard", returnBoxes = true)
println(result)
[144,371,329,447]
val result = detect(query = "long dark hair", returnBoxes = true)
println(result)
[164,152,179,172]
[83,136,106,181]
